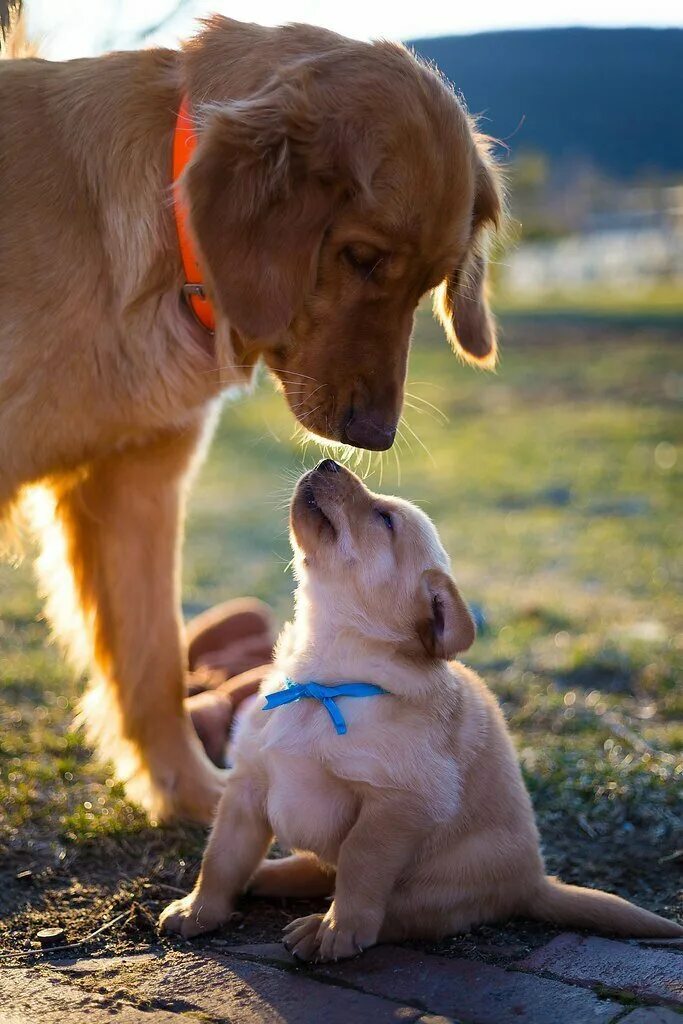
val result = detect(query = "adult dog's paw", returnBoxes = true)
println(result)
[283,909,378,962]
[158,893,225,939]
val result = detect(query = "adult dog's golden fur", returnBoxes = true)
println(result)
[0,16,500,821]
[159,463,683,956]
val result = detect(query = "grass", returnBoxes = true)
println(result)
[494,282,683,317]
[0,312,681,956]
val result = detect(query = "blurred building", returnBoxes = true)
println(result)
[503,185,683,296]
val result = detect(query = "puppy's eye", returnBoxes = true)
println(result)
[376,509,394,531]
[342,245,383,279]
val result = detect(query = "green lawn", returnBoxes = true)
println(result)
[495,282,683,317]
[1,312,681,955]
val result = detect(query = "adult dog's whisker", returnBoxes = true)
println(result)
[275,370,320,381]
[404,392,449,423]
[406,380,446,391]
[289,400,324,420]
[199,365,323,390]
[401,417,434,463]
[391,441,402,486]
[406,391,448,418]
[273,370,324,386]
[404,399,442,424]
[300,382,327,400]
[396,424,413,454]
[302,403,324,420]
[285,382,327,404]
[200,363,258,376]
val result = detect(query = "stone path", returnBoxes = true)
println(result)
[1,933,681,1023]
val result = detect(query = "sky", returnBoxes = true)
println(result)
[27,0,683,60]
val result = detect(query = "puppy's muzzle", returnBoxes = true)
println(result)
[315,458,341,474]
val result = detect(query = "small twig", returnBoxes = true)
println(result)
[658,848,683,865]
[577,812,597,838]
[581,699,676,765]
[600,709,676,764]
[0,908,132,961]
[146,881,187,896]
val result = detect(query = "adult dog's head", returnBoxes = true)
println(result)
[184,18,502,450]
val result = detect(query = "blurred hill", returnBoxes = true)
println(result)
[409,28,683,179]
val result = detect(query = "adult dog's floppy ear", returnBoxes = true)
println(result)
[415,568,476,660]
[183,68,348,339]
[434,137,503,368]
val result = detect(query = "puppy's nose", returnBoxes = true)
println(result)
[316,459,341,473]
[343,412,396,451]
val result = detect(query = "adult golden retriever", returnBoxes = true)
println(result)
[0,16,501,821]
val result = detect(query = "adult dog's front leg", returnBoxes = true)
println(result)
[160,770,272,938]
[285,796,427,962]
[34,418,223,822]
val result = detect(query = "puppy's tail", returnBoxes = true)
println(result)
[524,876,683,938]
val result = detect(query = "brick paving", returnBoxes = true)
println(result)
[1,933,681,1023]
[620,1010,683,1024]
[519,933,683,1006]
[229,942,623,1023]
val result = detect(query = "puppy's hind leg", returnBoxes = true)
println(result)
[250,853,335,898]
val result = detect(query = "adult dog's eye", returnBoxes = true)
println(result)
[376,509,393,531]
[342,245,383,279]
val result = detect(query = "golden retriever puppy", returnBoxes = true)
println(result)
[0,16,500,822]
[159,461,682,957]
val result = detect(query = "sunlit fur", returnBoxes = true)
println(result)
[183,18,503,445]
[159,466,682,953]
[1,15,499,821]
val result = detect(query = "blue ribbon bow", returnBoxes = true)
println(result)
[262,677,387,735]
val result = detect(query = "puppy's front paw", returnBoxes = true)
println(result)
[283,908,378,962]
[159,893,228,939]
[283,913,325,961]
[316,910,379,962]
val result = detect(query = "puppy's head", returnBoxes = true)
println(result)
[290,461,475,660]
[184,19,502,451]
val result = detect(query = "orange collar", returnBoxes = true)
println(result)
[172,98,216,333]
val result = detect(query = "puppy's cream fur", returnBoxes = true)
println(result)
[159,464,682,959]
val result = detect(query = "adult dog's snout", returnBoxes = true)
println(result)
[342,411,397,451]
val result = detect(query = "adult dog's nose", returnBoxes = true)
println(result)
[343,412,396,451]
[316,458,341,473]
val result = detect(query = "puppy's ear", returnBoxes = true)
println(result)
[434,136,503,368]
[415,568,476,660]
[184,69,350,339]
